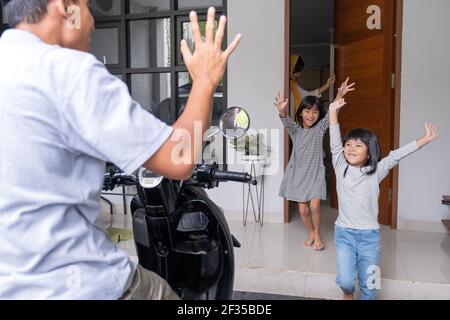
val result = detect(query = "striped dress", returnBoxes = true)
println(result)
[279,112,330,202]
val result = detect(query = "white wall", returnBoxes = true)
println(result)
[398,0,450,230]
[206,0,286,223]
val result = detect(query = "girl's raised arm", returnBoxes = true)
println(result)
[335,77,356,101]
[319,78,355,134]
[274,93,300,138]
[274,92,289,118]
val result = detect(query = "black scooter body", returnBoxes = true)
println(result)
[130,169,244,300]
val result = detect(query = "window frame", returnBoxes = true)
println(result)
[0,0,229,168]
[93,0,228,168]
[0,2,8,34]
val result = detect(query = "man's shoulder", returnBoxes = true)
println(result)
[44,46,100,74]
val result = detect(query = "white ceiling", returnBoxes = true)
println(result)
[290,0,333,46]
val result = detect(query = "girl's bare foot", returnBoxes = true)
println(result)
[304,233,315,247]
[313,234,325,251]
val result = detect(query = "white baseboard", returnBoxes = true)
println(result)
[235,266,450,300]
[397,219,449,234]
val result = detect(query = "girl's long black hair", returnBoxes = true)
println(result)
[295,96,326,128]
[342,128,381,177]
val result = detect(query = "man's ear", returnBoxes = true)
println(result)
[53,0,69,18]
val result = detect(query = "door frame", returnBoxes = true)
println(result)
[283,0,404,229]
[283,0,291,223]
[390,0,404,229]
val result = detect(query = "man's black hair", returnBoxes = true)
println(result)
[2,0,52,28]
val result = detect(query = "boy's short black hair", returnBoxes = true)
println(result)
[292,56,305,74]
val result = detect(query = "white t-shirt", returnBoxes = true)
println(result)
[297,85,322,100]
[290,83,322,110]
[0,29,173,299]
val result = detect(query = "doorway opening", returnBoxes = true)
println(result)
[286,0,335,233]
[284,0,403,232]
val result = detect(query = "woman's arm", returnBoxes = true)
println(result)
[377,123,439,182]
[317,75,336,95]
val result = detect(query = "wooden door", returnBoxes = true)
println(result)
[330,0,397,226]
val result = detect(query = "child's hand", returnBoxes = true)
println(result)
[417,122,439,148]
[336,77,355,100]
[274,93,289,117]
[329,98,347,112]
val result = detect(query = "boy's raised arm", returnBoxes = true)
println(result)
[416,122,439,148]
[377,123,438,182]
[329,98,348,169]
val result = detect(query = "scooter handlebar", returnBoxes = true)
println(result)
[213,170,257,185]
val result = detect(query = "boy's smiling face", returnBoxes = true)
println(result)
[344,138,369,167]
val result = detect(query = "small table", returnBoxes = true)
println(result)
[242,162,265,227]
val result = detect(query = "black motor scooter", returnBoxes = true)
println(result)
[103,107,255,300]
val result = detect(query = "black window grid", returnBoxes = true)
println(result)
[0,0,228,169]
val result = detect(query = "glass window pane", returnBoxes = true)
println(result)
[1,2,9,24]
[177,72,224,125]
[177,0,222,10]
[129,19,171,68]
[90,28,119,65]
[131,73,172,124]
[179,19,217,64]
[90,0,121,17]
[129,0,170,14]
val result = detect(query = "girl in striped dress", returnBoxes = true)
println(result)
[275,79,355,251]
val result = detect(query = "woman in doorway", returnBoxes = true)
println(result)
[275,79,355,251]
[290,56,335,111]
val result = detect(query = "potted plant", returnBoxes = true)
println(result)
[229,133,270,177]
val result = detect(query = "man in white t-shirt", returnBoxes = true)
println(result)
[0,0,241,299]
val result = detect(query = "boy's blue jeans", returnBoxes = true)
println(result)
[334,225,381,300]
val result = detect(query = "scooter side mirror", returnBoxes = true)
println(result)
[219,107,250,139]
[205,107,250,140]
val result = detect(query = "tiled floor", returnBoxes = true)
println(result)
[99,203,450,300]
[229,204,450,299]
